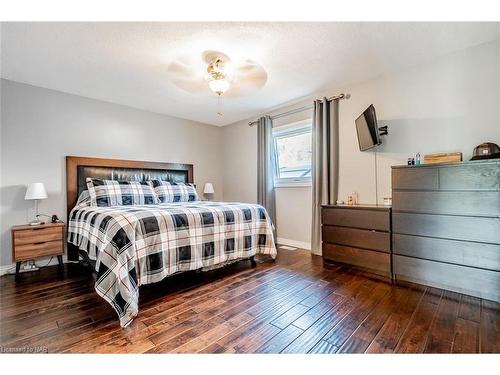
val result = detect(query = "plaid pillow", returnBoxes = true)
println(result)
[86,178,159,207]
[149,180,199,203]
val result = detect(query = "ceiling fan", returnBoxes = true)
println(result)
[167,50,268,116]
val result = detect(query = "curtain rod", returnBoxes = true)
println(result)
[248,93,350,126]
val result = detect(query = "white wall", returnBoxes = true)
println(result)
[222,39,500,252]
[0,79,224,266]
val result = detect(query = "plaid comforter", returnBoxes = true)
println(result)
[68,201,277,327]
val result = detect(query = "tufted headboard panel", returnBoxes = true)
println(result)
[76,166,190,199]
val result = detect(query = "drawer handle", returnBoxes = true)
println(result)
[33,241,46,245]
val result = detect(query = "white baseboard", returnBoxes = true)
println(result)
[276,237,311,251]
[0,264,17,276]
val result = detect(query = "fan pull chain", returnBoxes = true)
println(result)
[217,93,223,116]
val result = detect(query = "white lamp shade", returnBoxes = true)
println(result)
[25,182,48,200]
[203,183,215,194]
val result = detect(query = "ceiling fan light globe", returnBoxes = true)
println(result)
[208,78,230,94]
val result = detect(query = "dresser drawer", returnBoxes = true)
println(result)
[393,255,500,303]
[323,243,390,276]
[393,212,500,244]
[393,234,500,271]
[392,167,438,190]
[322,225,390,253]
[14,240,64,261]
[439,163,500,191]
[393,163,500,191]
[392,190,500,217]
[321,207,390,231]
[14,226,63,246]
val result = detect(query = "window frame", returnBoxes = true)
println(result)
[272,119,313,188]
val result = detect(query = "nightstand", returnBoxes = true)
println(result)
[11,222,65,280]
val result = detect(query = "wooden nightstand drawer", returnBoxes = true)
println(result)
[15,240,63,261]
[14,226,63,246]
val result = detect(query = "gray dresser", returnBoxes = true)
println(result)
[392,160,500,302]
[322,205,392,278]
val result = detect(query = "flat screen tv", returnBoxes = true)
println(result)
[355,104,381,151]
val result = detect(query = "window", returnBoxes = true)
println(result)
[273,121,312,187]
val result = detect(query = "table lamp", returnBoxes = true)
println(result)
[203,182,214,201]
[25,182,48,225]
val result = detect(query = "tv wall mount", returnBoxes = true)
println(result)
[378,125,388,137]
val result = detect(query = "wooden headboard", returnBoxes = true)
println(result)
[66,156,194,214]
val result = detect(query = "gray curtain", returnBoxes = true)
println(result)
[257,115,276,226]
[311,98,339,255]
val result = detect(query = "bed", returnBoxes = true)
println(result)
[65,156,277,327]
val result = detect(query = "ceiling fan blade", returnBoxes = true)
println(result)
[167,54,209,93]
[168,60,194,75]
[169,77,209,94]
[225,60,267,96]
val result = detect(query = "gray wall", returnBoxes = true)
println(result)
[222,39,500,253]
[0,79,224,266]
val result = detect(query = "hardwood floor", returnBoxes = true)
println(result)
[1,248,498,354]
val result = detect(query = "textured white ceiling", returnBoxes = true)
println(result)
[1,22,499,126]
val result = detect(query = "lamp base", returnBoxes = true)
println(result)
[29,220,43,226]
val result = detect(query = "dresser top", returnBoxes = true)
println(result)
[12,222,64,231]
[322,204,391,211]
[392,159,499,169]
